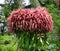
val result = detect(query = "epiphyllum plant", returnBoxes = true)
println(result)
[7,7,53,50]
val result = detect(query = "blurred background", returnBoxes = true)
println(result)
[0,0,60,51]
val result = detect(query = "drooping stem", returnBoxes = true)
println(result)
[34,0,41,8]
[19,0,23,8]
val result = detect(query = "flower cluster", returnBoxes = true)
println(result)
[7,7,53,33]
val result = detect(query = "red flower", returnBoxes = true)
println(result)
[7,7,53,34]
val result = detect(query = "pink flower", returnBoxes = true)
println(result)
[7,7,53,34]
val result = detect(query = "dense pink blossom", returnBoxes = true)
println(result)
[7,7,53,33]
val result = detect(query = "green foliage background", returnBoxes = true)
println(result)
[0,0,60,51]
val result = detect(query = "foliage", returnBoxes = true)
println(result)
[0,33,17,51]
[30,0,36,8]
[0,0,60,51]
[1,0,19,18]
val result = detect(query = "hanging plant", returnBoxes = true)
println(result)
[7,7,53,50]
[7,7,53,34]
